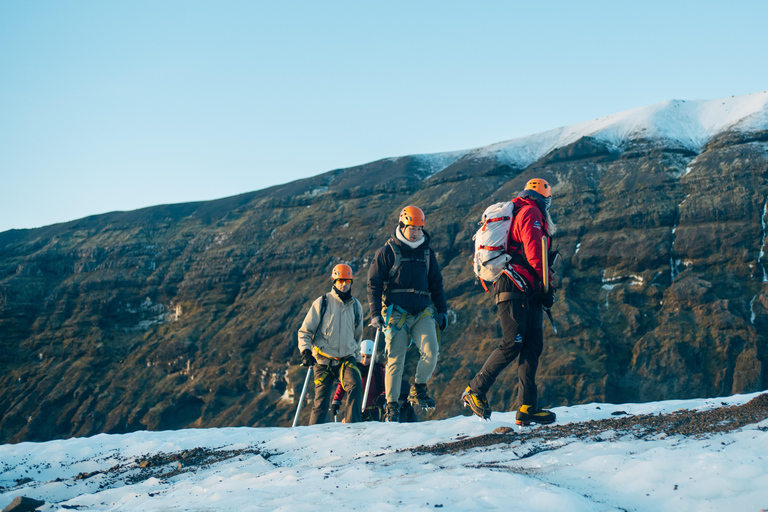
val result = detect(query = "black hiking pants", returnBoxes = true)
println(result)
[310,358,363,425]
[469,295,544,409]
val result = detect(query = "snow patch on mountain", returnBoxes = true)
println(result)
[430,90,768,174]
[410,150,468,180]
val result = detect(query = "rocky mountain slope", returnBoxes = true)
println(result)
[2,91,767,443]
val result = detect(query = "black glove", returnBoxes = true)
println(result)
[436,312,448,331]
[301,349,317,368]
[371,315,385,330]
[331,400,341,416]
[539,287,556,309]
[374,394,387,408]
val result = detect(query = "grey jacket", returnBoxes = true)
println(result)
[297,289,363,363]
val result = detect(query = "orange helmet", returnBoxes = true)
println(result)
[331,264,354,281]
[524,179,552,199]
[399,206,425,227]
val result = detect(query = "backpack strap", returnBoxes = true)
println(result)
[320,294,328,326]
[387,238,432,284]
[386,239,401,279]
[312,294,329,342]
[387,288,431,296]
[507,204,549,284]
[354,299,361,329]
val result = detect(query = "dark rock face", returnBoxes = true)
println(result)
[1,134,767,444]
[1,496,45,512]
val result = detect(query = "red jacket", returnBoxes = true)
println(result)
[508,196,550,292]
[334,361,385,409]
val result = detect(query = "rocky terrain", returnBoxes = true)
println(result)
[414,393,768,456]
[1,94,767,444]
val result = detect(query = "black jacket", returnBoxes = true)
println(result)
[367,228,448,317]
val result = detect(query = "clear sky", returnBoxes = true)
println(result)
[1,1,767,233]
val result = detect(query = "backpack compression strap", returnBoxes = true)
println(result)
[386,239,430,277]
[385,239,431,296]
[477,214,513,251]
[481,215,511,231]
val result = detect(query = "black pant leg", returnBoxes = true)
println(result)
[469,299,527,396]
[518,301,544,408]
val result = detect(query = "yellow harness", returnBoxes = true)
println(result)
[385,305,441,346]
[312,351,362,390]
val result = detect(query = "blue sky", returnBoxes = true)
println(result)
[1,1,767,233]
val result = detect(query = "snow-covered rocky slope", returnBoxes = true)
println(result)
[2,392,767,512]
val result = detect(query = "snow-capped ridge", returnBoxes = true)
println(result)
[410,150,468,180]
[415,90,768,175]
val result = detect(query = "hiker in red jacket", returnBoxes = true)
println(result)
[463,178,557,425]
[332,339,386,421]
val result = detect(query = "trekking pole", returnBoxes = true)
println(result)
[292,367,312,427]
[361,328,381,412]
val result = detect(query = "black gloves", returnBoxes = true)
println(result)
[539,287,556,309]
[331,400,341,416]
[371,315,385,330]
[301,349,317,368]
[374,394,387,408]
[436,312,448,331]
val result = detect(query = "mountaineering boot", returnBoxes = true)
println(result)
[408,383,436,410]
[461,386,492,420]
[384,402,400,422]
[516,405,556,426]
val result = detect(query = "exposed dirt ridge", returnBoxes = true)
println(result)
[411,393,768,456]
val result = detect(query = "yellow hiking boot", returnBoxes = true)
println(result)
[516,404,556,425]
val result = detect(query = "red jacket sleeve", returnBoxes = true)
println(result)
[511,202,547,288]
[333,382,345,402]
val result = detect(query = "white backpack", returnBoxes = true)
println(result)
[472,201,516,286]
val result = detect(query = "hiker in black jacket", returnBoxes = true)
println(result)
[367,205,448,422]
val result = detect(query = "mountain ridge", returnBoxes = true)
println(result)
[1,91,766,444]
[4,91,768,240]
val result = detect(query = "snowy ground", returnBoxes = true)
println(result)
[2,392,767,512]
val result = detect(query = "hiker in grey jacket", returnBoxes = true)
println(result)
[367,205,448,422]
[298,264,364,424]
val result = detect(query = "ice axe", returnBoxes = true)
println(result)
[292,367,312,428]
[541,236,557,334]
[542,236,549,294]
